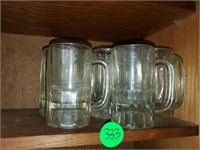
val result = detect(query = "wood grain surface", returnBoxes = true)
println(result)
[1,109,198,149]
[1,1,195,42]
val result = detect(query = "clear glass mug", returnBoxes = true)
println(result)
[155,47,185,110]
[39,45,48,117]
[110,44,174,129]
[46,38,109,129]
[91,46,112,119]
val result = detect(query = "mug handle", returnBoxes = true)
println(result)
[91,59,109,110]
[155,59,175,112]
[170,54,185,109]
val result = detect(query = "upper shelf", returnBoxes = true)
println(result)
[1,1,195,42]
[1,109,198,149]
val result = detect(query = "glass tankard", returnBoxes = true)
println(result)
[91,46,112,119]
[46,38,109,129]
[39,45,48,117]
[110,44,174,129]
[155,47,184,110]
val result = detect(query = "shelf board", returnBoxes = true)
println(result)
[1,1,195,42]
[1,109,198,149]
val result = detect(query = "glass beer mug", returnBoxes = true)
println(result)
[46,38,109,129]
[91,46,112,119]
[155,47,185,110]
[39,45,48,117]
[110,44,174,129]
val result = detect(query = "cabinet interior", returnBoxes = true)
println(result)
[1,1,199,149]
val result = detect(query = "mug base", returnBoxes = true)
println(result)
[111,108,154,129]
[47,101,90,129]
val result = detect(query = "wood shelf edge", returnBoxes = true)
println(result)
[1,126,198,149]
[1,109,199,149]
[124,126,199,142]
[1,132,101,149]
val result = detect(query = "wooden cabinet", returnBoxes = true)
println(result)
[1,1,199,149]
[1,1,196,41]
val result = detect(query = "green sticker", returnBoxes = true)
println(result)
[100,121,124,148]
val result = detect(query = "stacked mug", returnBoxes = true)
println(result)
[91,46,112,119]
[39,45,48,117]
[39,38,184,130]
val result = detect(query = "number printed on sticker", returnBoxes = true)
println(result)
[103,128,121,140]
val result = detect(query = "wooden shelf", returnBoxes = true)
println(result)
[1,109,198,149]
[1,1,195,42]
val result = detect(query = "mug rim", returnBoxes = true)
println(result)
[113,44,155,50]
[42,45,49,50]
[93,46,112,54]
[49,38,92,49]
[155,46,174,52]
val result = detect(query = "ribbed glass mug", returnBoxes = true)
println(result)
[39,45,48,117]
[110,44,174,129]
[155,47,184,110]
[46,38,109,129]
[91,46,112,119]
